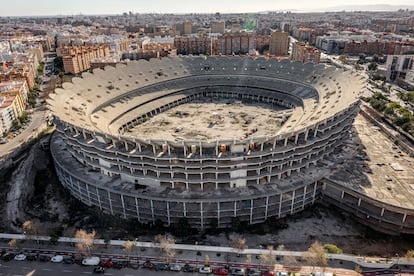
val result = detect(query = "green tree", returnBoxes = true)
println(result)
[323,243,343,254]
[368,62,378,71]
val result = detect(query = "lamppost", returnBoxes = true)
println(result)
[395,253,401,276]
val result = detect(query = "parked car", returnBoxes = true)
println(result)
[246,268,261,276]
[276,272,288,276]
[39,255,51,262]
[142,260,154,269]
[51,255,64,263]
[14,254,27,261]
[93,266,105,274]
[112,261,124,269]
[129,261,139,269]
[183,263,196,272]
[213,267,229,275]
[262,271,275,276]
[155,263,169,271]
[199,266,213,274]
[169,263,182,271]
[26,254,37,261]
[100,258,113,268]
[82,256,101,266]
[2,253,15,261]
[63,257,75,264]
[230,268,245,276]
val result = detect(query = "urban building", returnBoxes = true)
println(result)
[385,54,414,83]
[291,42,321,64]
[211,21,225,34]
[58,45,111,74]
[269,31,289,56]
[0,95,20,134]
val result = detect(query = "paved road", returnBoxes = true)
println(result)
[0,260,188,276]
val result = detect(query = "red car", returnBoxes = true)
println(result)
[143,260,155,269]
[261,271,275,276]
[100,258,113,268]
[213,267,229,275]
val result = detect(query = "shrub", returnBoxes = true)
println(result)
[323,244,343,254]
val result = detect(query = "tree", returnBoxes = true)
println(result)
[8,239,17,249]
[368,62,378,71]
[405,249,414,260]
[323,243,343,254]
[304,241,327,272]
[22,220,36,242]
[74,229,96,256]
[154,234,176,264]
[123,240,137,262]
[260,245,276,271]
[229,238,248,257]
[204,254,210,266]
[246,254,252,268]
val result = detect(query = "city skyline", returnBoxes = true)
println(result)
[1,0,414,16]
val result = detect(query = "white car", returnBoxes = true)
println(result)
[51,255,64,263]
[82,256,100,266]
[199,266,212,274]
[14,254,26,261]
[169,263,181,271]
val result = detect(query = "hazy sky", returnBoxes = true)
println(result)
[1,0,413,16]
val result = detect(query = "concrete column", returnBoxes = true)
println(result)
[152,144,156,155]
[82,129,87,140]
[135,197,141,222]
[183,202,187,216]
[167,202,170,226]
[304,129,309,141]
[121,194,126,219]
[358,198,362,207]
[217,202,220,225]
[108,190,114,215]
[403,213,407,223]
[200,202,204,230]
[95,187,102,210]
[284,138,288,147]
[86,184,91,206]
[290,190,296,214]
[124,141,129,151]
[168,144,171,155]
[312,182,317,204]
[341,191,345,201]
[137,143,142,152]
[294,133,299,144]
[150,200,155,224]
[199,142,203,157]
[302,185,307,210]
[278,193,282,218]
[381,208,385,217]
[265,196,269,220]
[250,199,254,224]
[234,201,237,217]
[314,126,318,137]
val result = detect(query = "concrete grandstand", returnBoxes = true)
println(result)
[48,56,413,232]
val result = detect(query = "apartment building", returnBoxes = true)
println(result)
[386,54,414,83]
[291,42,321,64]
[0,79,29,111]
[269,31,289,56]
[0,95,21,134]
[211,21,225,34]
[58,45,111,74]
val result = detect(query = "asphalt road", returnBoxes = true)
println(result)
[0,261,202,276]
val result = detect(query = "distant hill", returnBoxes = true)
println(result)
[323,4,414,12]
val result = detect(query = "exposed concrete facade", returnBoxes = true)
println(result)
[48,56,367,229]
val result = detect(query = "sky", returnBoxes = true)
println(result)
[0,0,413,16]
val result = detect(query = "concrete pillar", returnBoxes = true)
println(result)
[294,133,299,144]
[150,199,155,224]
[152,144,156,155]
[312,182,317,204]
[265,196,269,220]
[121,194,126,219]
[183,202,187,216]
[124,141,129,151]
[278,193,282,218]
[95,187,102,210]
[341,191,345,201]
[234,201,237,217]
[284,138,288,147]
[403,213,407,223]
[108,190,114,215]
[135,197,141,222]
[304,129,309,141]
[199,142,203,157]
[290,190,296,214]
[200,202,204,230]
[381,208,385,217]
[358,198,362,207]
[137,143,142,152]
[302,185,307,210]
[217,202,220,225]
[250,199,254,224]
[167,202,170,226]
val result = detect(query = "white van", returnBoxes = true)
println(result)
[82,256,100,266]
